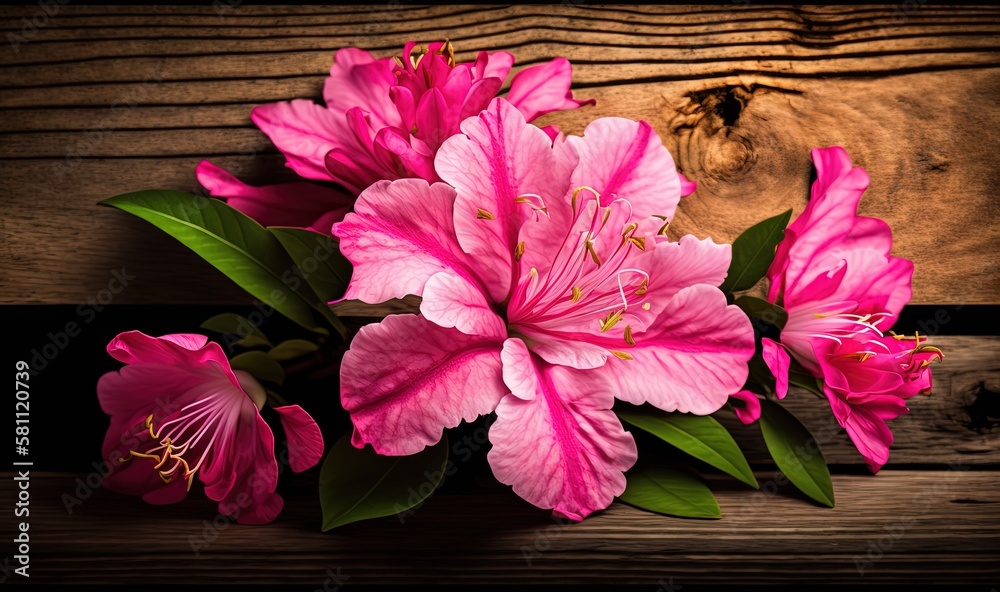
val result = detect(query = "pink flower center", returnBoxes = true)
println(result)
[119,390,238,490]
[507,187,654,355]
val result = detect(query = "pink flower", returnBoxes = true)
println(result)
[198,41,595,232]
[333,98,753,520]
[764,146,942,472]
[97,331,324,524]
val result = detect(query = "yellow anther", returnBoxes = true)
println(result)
[622,222,638,237]
[642,302,651,311]
[611,350,633,361]
[145,414,157,439]
[476,208,496,220]
[629,236,646,251]
[441,39,456,67]
[600,310,624,333]
[393,55,406,69]
[585,239,601,266]
[624,325,636,346]
[635,277,649,296]
[515,241,525,262]
[602,208,612,225]
[571,286,582,302]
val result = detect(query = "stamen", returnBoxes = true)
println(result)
[611,350,633,360]
[600,310,624,333]
[585,238,601,266]
[515,241,525,262]
[624,325,636,346]
[476,208,496,220]
[642,302,651,311]
[571,286,582,302]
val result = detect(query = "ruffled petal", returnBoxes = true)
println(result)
[341,314,507,455]
[420,272,507,337]
[566,117,681,220]
[488,348,637,521]
[322,47,400,129]
[273,405,325,473]
[505,57,595,122]
[608,285,754,415]
[251,99,359,184]
[332,179,486,304]
[436,98,573,302]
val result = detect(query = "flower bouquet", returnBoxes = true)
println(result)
[95,41,943,528]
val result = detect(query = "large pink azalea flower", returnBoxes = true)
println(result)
[764,146,942,473]
[333,98,753,520]
[197,41,594,232]
[97,331,324,524]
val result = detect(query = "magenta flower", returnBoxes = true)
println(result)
[763,146,942,472]
[97,331,324,524]
[333,98,753,520]
[198,41,594,232]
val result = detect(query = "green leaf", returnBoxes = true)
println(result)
[758,399,835,507]
[719,208,793,294]
[619,466,721,519]
[320,434,449,531]
[229,351,286,386]
[617,406,758,488]
[267,339,319,362]
[268,227,352,303]
[735,295,788,329]
[200,313,273,348]
[101,191,326,333]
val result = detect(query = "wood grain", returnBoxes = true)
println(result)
[3,471,996,584]
[1,4,998,304]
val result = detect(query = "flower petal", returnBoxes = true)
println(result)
[251,99,359,184]
[762,337,791,399]
[488,353,637,521]
[678,172,697,197]
[196,160,353,232]
[436,98,573,302]
[566,117,681,220]
[322,47,400,129]
[332,179,486,304]
[210,411,284,525]
[341,314,507,455]
[730,390,762,425]
[420,272,507,337]
[273,405,325,473]
[635,235,733,318]
[609,285,754,415]
[505,57,595,122]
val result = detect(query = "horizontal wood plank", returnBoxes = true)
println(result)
[0,5,997,305]
[3,470,997,584]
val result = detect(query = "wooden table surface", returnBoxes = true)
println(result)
[0,4,998,587]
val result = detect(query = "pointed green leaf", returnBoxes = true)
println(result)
[200,313,273,348]
[619,466,721,519]
[268,227,351,303]
[320,434,449,531]
[617,406,758,488]
[267,338,320,362]
[101,191,327,333]
[759,399,835,507]
[719,208,793,294]
[735,295,788,329]
[229,351,286,386]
